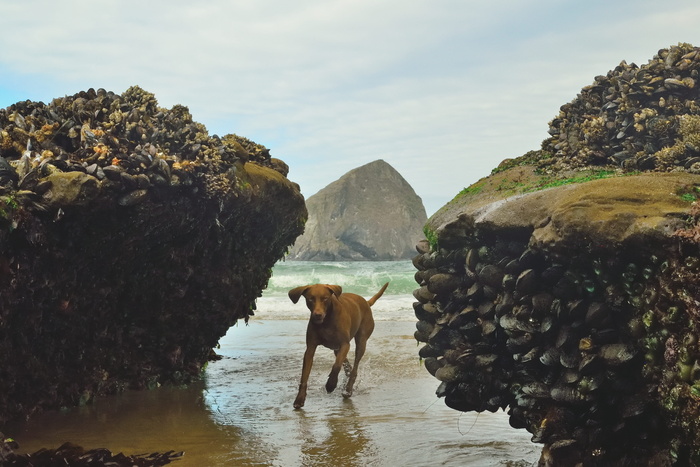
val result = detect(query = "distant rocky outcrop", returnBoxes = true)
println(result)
[288,159,427,261]
[0,87,307,425]
[414,43,700,466]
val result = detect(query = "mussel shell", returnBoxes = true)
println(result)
[419,344,443,359]
[578,374,605,393]
[519,248,545,269]
[585,302,612,328]
[540,315,556,335]
[465,248,479,271]
[541,264,566,285]
[520,346,540,364]
[592,328,619,345]
[474,353,499,368]
[550,385,590,404]
[504,259,522,274]
[516,269,538,294]
[555,325,576,348]
[480,319,497,337]
[540,347,561,366]
[506,333,534,353]
[423,357,444,376]
[521,382,550,399]
[414,302,439,323]
[499,314,537,335]
[495,293,515,316]
[562,369,580,384]
[568,299,588,322]
[560,350,581,369]
[459,321,482,339]
[479,264,504,288]
[416,320,434,336]
[502,273,517,291]
[578,354,603,375]
[427,273,462,296]
[599,343,637,366]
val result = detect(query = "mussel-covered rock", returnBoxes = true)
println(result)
[0,87,307,428]
[414,43,700,465]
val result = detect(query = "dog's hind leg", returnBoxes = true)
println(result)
[334,349,352,376]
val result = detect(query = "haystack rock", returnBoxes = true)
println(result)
[288,159,427,261]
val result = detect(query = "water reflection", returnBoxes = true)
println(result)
[5,321,539,466]
[295,399,377,467]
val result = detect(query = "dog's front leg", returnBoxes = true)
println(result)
[326,342,350,393]
[294,344,317,409]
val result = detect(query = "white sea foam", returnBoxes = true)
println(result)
[254,260,418,321]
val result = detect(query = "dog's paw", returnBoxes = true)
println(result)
[293,398,305,409]
[325,378,338,393]
[342,389,352,398]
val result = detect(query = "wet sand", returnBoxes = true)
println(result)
[7,320,539,466]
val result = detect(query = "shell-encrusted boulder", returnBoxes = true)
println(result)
[416,44,700,466]
[40,171,102,207]
[0,87,307,425]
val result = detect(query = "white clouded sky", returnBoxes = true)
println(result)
[1,0,700,215]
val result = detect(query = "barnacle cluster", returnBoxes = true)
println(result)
[0,86,279,208]
[538,43,700,175]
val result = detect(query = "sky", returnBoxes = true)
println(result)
[1,1,700,216]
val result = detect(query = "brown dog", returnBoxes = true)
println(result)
[288,282,389,409]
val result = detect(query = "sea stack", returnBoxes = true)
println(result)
[288,159,427,261]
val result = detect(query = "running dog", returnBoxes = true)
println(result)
[288,282,389,408]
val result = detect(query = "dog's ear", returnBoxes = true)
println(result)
[325,284,342,297]
[288,286,310,304]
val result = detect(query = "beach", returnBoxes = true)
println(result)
[6,261,540,466]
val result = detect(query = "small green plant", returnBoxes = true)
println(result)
[676,185,700,203]
[0,195,18,221]
[457,183,483,197]
[423,225,438,251]
[527,170,618,192]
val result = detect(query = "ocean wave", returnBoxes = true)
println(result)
[264,260,418,297]
[253,295,417,322]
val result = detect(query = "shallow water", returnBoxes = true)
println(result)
[6,320,539,466]
[6,261,541,465]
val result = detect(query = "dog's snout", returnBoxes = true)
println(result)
[311,312,325,323]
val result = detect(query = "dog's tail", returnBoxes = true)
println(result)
[367,282,389,306]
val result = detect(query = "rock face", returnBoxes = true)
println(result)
[414,44,700,466]
[0,87,307,424]
[288,159,427,261]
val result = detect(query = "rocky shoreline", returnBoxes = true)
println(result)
[414,43,700,465]
[0,86,306,431]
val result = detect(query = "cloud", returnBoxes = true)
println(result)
[1,0,700,215]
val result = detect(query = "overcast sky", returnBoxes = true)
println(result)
[1,1,699,216]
